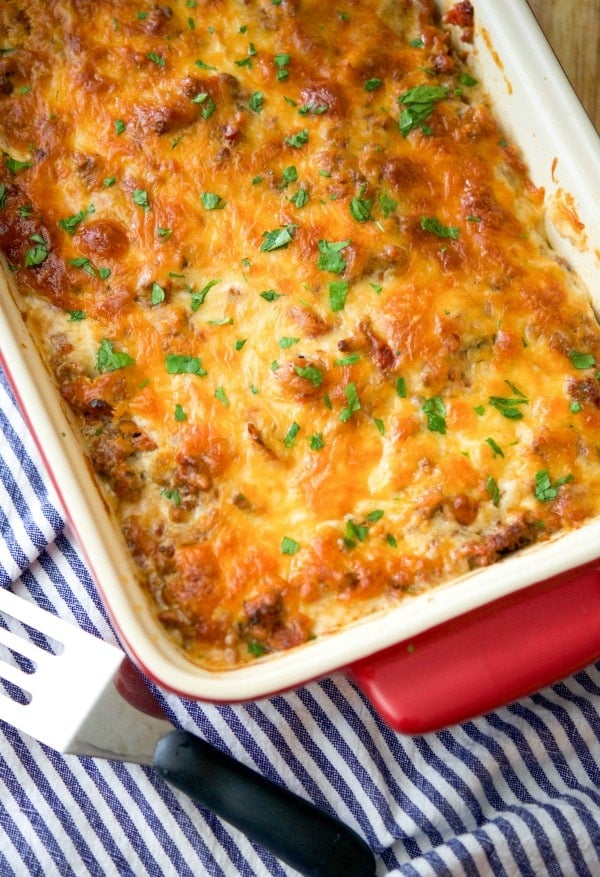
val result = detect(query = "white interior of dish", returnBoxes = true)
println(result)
[1,0,599,701]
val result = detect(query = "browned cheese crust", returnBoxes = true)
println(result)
[1,0,600,667]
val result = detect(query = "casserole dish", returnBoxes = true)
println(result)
[1,0,600,731]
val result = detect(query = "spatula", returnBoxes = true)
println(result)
[0,585,376,877]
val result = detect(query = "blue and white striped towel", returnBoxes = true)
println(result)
[2,363,600,877]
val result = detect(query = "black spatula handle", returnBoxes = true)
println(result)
[153,729,376,877]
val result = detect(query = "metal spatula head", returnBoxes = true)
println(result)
[0,585,376,877]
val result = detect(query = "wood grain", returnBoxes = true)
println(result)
[527,0,600,130]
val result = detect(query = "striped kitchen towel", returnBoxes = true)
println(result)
[1,364,600,877]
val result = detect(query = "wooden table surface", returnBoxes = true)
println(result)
[527,0,600,130]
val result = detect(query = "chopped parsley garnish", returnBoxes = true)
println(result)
[364,78,383,91]
[379,191,397,217]
[192,92,216,119]
[422,396,446,433]
[58,205,95,235]
[486,475,501,506]
[24,234,49,267]
[67,256,109,279]
[284,128,309,148]
[281,536,300,555]
[328,280,349,312]
[201,191,226,210]
[317,239,350,274]
[0,184,6,209]
[195,59,217,71]
[165,354,207,376]
[174,404,187,421]
[151,282,165,305]
[249,91,264,112]
[161,488,181,506]
[96,339,135,373]
[235,338,247,351]
[260,289,283,301]
[298,102,328,115]
[488,395,528,419]
[247,640,268,657]
[397,84,449,137]
[534,470,574,502]
[133,189,150,211]
[308,433,325,451]
[68,310,86,322]
[190,279,219,311]
[114,119,126,135]
[339,382,360,422]
[260,224,296,252]
[343,519,369,548]
[273,52,290,80]
[395,377,407,398]
[4,154,32,174]
[283,421,301,447]
[103,176,116,187]
[278,336,299,348]
[570,350,596,370]
[280,165,298,186]
[290,188,309,208]
[294,364,323,386]
[215,386,230,407]
[485,437,505,458]
[157,227,172,241]
[420,216,459,239]
[349,187,373,222]
[147,51,165,67]
[335,354,360,366]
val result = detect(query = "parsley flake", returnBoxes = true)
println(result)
[24,235,49,267]
[308,433,325,451]
[339,382,360,422]
[215,386,230,407]
[397,84,449,137]
[283,421,301,447]
[294,364,323,386]
[284,128,309,149]
[201,191,226,210]
[317,239,350,274]
[96,339,135,373]
[534,470,574,502]
[422,396,447,433]
[281,536,300,555]
[4,154,32,174]
[486,475,501,506]
[570,350,596,370]
[488,395,528,420]
[420,216,459,239]
[165,354,207,376]
[260,224,296,252]
[328,280,349,312]
[133,189,150,211]
[58,205,95,235]
[147,51,165,67]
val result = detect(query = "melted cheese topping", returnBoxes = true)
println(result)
[2,0,600,668]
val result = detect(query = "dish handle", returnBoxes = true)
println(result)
[349,563,600,734]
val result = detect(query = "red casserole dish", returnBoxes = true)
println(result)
[1,0,600,732]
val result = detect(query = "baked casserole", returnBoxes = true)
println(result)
[2,0,600,670]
